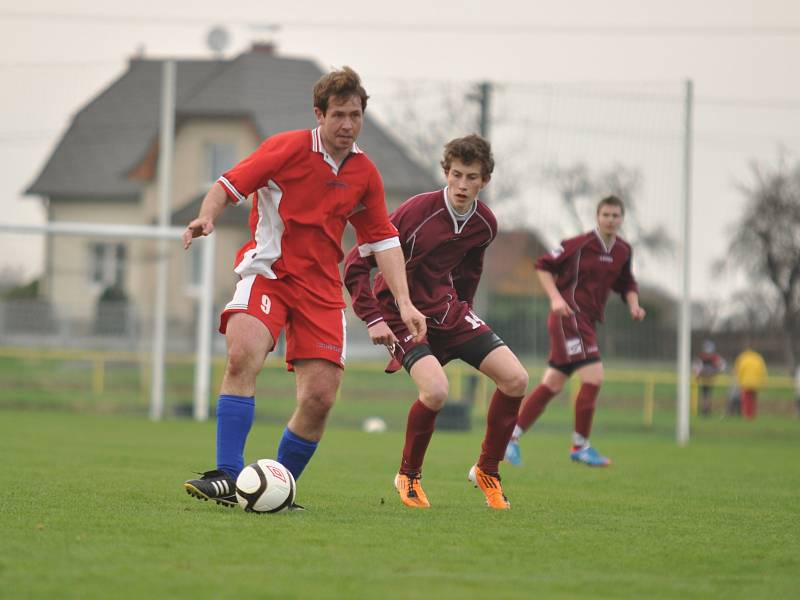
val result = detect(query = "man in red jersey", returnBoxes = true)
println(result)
[181,67,426,508]
[504,196,646,467]
[344,135,529,510]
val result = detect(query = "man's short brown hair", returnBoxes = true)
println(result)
[596,195,625,216]
[440,134,494,180]
[313,66,369,114]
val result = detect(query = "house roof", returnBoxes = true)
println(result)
[27,49,437,198]
[483,229,548,296]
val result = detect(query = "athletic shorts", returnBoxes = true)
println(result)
[381,300,505,373]
[219,274,347,369]
[547,310,600,371]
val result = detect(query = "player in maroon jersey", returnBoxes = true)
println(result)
[344,135,529,510]
[693,340,726,416]
[181,67,426,509]
[504,196,646,467]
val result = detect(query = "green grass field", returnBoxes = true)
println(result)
[2,406,798,599]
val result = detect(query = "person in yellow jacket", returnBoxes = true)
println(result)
[733,346,767,419]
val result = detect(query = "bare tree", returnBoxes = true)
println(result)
[541,162,593,232]
[542,162,674,257]
[595,164,673,256]
[719,153,800,371]
[382,81,480,183]
[381,81,527,215]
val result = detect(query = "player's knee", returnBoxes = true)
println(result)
[542,380,563,395]
[225,346,261,380]
[299,389,336,418]
[420,380,449,411]
[494,367,527,397]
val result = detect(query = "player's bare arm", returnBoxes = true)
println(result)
[373,246,427,341]
[183,182,229,249]
[625,291,646,321]
[537,269,573,317]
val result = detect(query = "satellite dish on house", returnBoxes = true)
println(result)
[206,26,231,57]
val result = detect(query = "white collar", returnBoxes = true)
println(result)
[444,187,478,234]
[593,229,616,253]
[311,127,363,175]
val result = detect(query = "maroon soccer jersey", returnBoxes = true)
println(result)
[536,230,638,323]
[218,128,399,309]
[344,188,497,326]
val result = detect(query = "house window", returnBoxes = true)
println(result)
[89,242,127,288]
[205,142,236,186]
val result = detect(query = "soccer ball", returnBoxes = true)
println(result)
[235,459,296,513]
[362,416,387,433]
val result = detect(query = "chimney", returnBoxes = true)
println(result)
[251,41,276,54]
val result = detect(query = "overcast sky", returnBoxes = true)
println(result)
[1,0,799,302]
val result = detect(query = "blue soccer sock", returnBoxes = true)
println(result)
[277,427,318,481]
[216,395,255,479]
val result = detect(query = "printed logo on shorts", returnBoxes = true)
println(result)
[566,338,583,356]
[316,342,342,353]
[586,344,599,353]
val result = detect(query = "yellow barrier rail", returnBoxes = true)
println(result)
[0,346,795,424]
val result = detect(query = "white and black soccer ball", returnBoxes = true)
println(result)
[235,459,296,513]
[362,416,387,433]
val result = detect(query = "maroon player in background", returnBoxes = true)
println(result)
[505,196,646,468]
[344,135,529,510]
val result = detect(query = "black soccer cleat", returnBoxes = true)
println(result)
[184,469,237,507]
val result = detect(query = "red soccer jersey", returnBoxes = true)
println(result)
[218,128,399,308]
[536,230,638,323]
[344,188,497,326]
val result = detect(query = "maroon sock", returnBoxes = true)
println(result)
[517,384,557,431]
[399,399,439,475]
[478,389,524,474]
[574,383,601,440]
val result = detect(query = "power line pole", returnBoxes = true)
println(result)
[464,81,493,407]
[477,81,491,141]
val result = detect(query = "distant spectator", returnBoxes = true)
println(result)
[692,339,726,417]
[733,346,767,419]
[725,381,741,417]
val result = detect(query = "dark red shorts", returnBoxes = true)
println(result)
[220,274,347,369]
[547,311,600,367]
[382,300,493,372]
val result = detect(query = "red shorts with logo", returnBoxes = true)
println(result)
[547,311,600,367]
[220,274,347,369]
[382,300,492,372]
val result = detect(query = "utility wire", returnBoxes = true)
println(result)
[2,10,800,36]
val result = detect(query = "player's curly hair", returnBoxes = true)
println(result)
[313,66,369,114]
[596,195,626,216]
[440,134,494,180]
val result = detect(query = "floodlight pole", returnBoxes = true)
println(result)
[677,79,693,446]
[150,59,176,421]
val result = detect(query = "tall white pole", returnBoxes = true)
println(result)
[150,60,176,421]
[677,79,693,446]
[193,233,216,421]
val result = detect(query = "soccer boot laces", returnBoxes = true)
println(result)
[393,471,431,508]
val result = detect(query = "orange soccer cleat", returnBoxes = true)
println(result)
[394,472,431,508]
[468,465,511,510]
